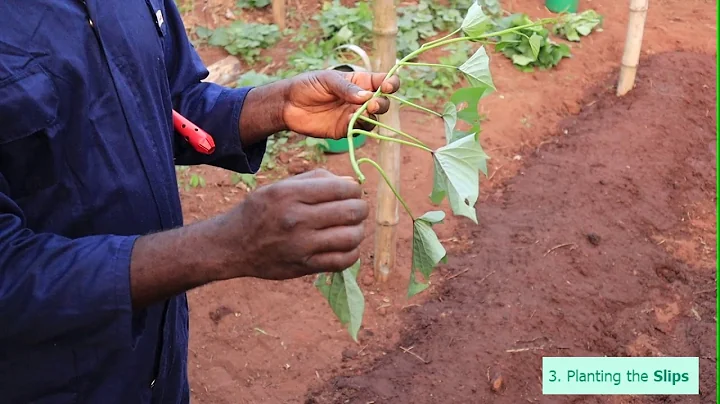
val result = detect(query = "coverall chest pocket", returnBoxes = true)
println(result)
[0,66,61,199]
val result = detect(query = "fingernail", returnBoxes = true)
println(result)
[357,90,373,98]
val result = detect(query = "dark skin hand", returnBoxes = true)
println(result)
[131,169,367,308]
[130,71,399,308]
[239,70,401,145]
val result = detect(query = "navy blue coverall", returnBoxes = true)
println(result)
[0,1,266,402]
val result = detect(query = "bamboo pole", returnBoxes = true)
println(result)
[372,0,401,283]
[271,0,286,30]
[617,0,649,96]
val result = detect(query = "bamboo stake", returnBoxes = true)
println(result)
[616,0,649,96]
[271,0,286,31]
[372,0,401,283]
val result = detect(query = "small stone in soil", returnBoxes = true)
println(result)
[209,305,234,325]
[360,329,375,338]
[586,232,602,246]
[491,374,504,392]
[341,348,358,361]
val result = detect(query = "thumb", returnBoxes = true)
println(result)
[323,72,373,105]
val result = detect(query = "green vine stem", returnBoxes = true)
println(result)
[400,62,458,69]
[421,27,462,48]
[385,94,443,117]
[345,18,555,181]
[351,129,433,153]
[357,158,415,220]
[357,115,430,148]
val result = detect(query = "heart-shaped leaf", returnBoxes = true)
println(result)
[409,211,447,297]
[314,260,365,342]
[458,46,496,91]
[461,2,493,38]
[431,135,490,223]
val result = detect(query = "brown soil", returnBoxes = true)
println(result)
[174,1,717,403]
[305,51,717,404]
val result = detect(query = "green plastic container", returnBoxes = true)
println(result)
[323,134,367,154]
[545,0,578,13]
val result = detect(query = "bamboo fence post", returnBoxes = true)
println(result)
[617,0,649,96]
[271,0,286,30]
[372,0,401,283]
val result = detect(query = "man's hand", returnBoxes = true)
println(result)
[238,70,400,146]
[283,70,401,140]
[130,169,368,307]
[213,169,368,280]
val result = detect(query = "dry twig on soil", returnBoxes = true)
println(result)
[544,243,577,256]
[400,346,430,364]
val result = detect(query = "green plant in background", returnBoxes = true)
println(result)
[396,42,473,103]
[236,0,270,9]
[476,0,504,17]
[553,10,604,41]
[315,4,561,341]
[493,13,571,71]
[231,173,258,190]
[202,21,280,64]
[235,70,280,87]
[315,1,373,46]
[175,166,206,191]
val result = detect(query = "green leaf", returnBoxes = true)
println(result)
[189,174,199,188]
[553,10,603,42]
[442,102,457,144]
[477,0,503,17]
[450,86,493,131]
[461,2,493,38]
[315,261,365,342]
[409,211,447,297]
[529,34,543,58]
[195,26,213,40]
[458,46,496,91]
[314,273,331,299]
[408,273,430,297]
[512,54,536,66]
[431,135,489,223]
[208,27,231,47]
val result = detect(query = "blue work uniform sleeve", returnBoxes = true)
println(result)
[163,0,266,174]
[0,182,136,348]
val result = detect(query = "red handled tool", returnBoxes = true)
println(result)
[172,109,216,155]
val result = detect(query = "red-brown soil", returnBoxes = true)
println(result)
[305,51,717,404]
[175,1,717,403]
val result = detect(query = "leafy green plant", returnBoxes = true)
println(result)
[553,10,603,41]
[205,21,280,64]
[493,13,571,71]
[173,0,194,15]
[236,70,280,87]
[476,0,503,17]
[315,4,559,341]
[315,1,373,46]
[175,166,207,191]
[396,42,473,103]
[231,172,258,190]
[236,0,270,9]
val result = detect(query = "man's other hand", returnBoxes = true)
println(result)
[213,169,368,280]
[283,70,401,140]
